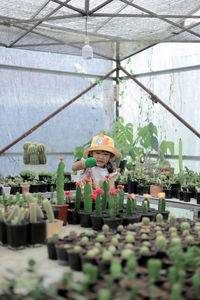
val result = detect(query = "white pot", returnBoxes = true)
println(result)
[3,186,11,195]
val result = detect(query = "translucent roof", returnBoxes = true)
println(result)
[1,0,200,61]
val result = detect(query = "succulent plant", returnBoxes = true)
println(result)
[56,158,65,206]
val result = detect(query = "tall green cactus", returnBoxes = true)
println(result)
[142,200,148,214]
[56,158,65,205]
[126,196,132,217]
[28,144,40,165]
[95,189,103,216]
[108,191,117,220]
[101,177,109,210]
[83,179,92,214]
[75,183,81,212]
[118,186,124,210]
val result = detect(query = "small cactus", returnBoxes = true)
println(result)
[102,250,112,261]
[75,182,81,212]
[83,179,92,214]
[126,196,132,217]
[156,213,163,224]
[142,200,148,214]
[110,259,123,279]
[156,235,167,250]
[102,224,109,234]
[169,214,176,227]
[95,189,103,216]
[43,198,54,223]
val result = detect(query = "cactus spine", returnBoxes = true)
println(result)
[108,192,117,220]
[56,159,65,205]
[118,187,124,210]
[84,180,92,214]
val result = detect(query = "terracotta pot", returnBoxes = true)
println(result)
[150,185,163,197]
[52,204,69,226]
[46,219,63,239]
[20,184,30,194]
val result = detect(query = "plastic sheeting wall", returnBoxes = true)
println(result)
[0,47,114,177]
[119,43,200,172]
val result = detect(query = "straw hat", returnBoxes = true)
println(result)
[84,134,120,158]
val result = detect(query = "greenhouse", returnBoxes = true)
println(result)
[0,0,200,299]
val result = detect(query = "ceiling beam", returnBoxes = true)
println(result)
[120,0,200,40]
[51,0,85,15]
[8,0,72,48]
[89,0,113,14]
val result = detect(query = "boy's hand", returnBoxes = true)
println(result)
[85,158,96,168]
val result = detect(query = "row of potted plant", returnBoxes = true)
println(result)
[46,215,200,300]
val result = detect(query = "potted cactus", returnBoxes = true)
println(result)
[79,178,92,228]
[103,188,123,230]
[67,182,81,225]
[157,192,169,220]
[43,198,63,239]
[123,194,141,225]
[6,205,28,249]
[53,158,68,226]
[90,188,104,231]
[27,201,46,245]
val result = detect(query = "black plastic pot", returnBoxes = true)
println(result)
[140,212,156,222]
[67,210,80,225]
[158,210,170,221]
[55,243,69,266]
[183,191,192,202]
[103,217,123,230]
[90,215,104,231]
[29,184,39,193]
[128,180,138,194]
[163,189,172,199]
[67,251,82,271]
[79,212,92,228]
[196,192,200,204]
[123,214,141,226]
[47,242,57,260]
[0,221,7,245]
[6,222,28,248]
[27,221,46,245]
[10,186,21,195]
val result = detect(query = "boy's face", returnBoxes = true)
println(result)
[90,150,111,167]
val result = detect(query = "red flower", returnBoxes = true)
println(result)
[59,158,63,161]
[84,178,90,183]
[109,188,116,195]
[96,189,104,195]
[75,182,81,186]
[115,189,120,193]
[117,185,124,190]
[127,194,132,199]
[65,191,70,196]
[92,192,96,201]
[105,175,110,179]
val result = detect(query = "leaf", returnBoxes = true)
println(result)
[150,135,158,151]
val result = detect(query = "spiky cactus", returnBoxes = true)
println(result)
[142,200,148,214]
[126,196,132,217]
[11,207,25,225]
[158,192,166,212]
[29,202,44,223]
[43,198,54,223]
[56,158,65,206]
[95,189,103,216]
[108,190,117,220]
[28,144,40,165]
[75,182,81,212]
[101,177,109,210]
[23,142,31,164]
[83,179,92,214]
[118,185,124,210]
[38,143,47,164]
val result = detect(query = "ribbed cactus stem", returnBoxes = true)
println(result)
[126,198,132,216]
[84,181,92,214]
[23,150,30,164]
[7,206,18,222]
[0,208,6,222]
[43,199,54,223]
[131,198,136,212]
[56,159,65,205]
[109,194,116,220]
[158,198,166,212]
[12,207,25,225]
[142,201,148,214]
[75,184,81,212]
[30,203,37,223]
[36,203,44,219]
[118,189,124,210]
[102,179,109,210]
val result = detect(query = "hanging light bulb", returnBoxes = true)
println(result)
[82,16,93,60]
